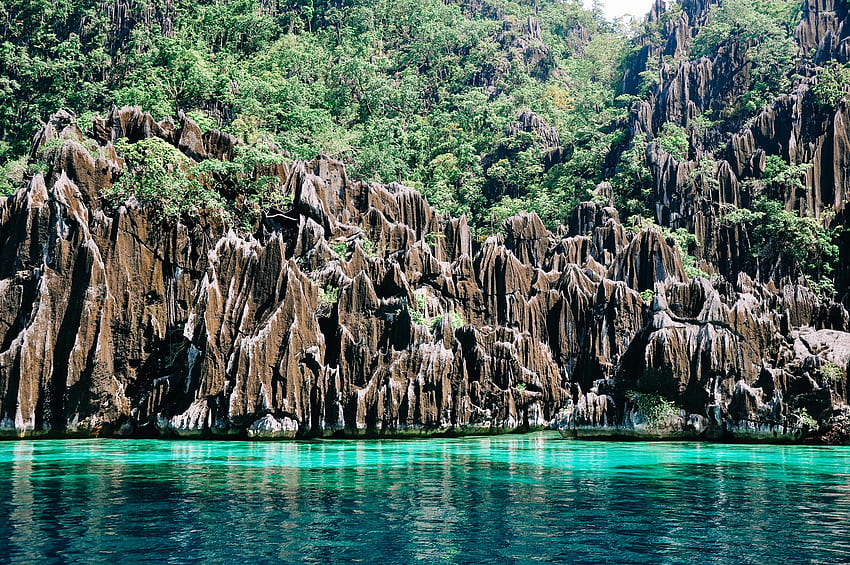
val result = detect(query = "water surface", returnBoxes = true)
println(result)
[1,433,848,564]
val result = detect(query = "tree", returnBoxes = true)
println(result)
[723,156,837,295]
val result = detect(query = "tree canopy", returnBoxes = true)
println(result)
[0,0,632,230]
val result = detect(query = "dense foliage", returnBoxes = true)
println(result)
[724,156,839,296]
[0,0,845,294]
[104,135,291,223]
[0,0,631,229]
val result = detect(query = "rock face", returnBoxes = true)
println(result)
[620,0,850,293]
[0,106,848,441]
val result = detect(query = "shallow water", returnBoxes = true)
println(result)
[1,433,849,564]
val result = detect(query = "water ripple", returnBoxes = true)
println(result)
[1,434,849,563]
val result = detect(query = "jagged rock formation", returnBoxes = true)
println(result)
[618,0,850,304]
[798,0,850,64]
[0,107,848,441]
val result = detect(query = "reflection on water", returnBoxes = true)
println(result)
[1,434,849,564]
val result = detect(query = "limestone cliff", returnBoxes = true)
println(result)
[620,0,850,293]
[0,107,848,442]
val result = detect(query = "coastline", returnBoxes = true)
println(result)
[1,421,841,444]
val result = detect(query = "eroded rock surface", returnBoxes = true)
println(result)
[0,107,848,441]
[620,0,850,292]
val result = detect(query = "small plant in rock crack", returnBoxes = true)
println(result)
[793,407,817,429]
[639,289,655,305]
[430,310,465,331]
[821,362,844,384]
[361,237,378,258]
[316,285,340,317]
[408,289,429,326]
[331,241,348,260]
[410,309,426,325]
[424,232,445,250]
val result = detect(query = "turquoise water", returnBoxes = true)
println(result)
[1,433,849,564]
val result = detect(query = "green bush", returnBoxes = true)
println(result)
[245,176,292,210]
[331,241,348,260]
[656,123,689,161]
[184,109,217,132]
[664,227,709,279]
[409,289,430,326]
[316,285,339,317]
[0,156,27,196]
[430,310,465,331]
[722,155,836,296]
[761,154,811,195]
[106,137,227,219]
[689,156,721,193]
[821,362,844,384]
[793,407,817,429]
[810,64,850,108]
[724,197,837,296]
[424,232,445,250]
[691,0,799,114]
[625,391,679,425]
[361,237,378,258]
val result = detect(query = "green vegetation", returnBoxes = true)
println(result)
[331,241,348,260]
[317,285,340,317]
[409,309,427,326]
[811,63,850,107]
[625,390,680,425]
[656,123,689,162]
[0,155,26,196]
[0,0,841,298]
[625,219,708,280]
[406,289,463,330]
[105,137,291,222]
[665,227,709,280]
[793,407,817,429]
[0,0,635,231]
[106,137,228,219]
[232,145,291,209]
[752,201,837,285]
[691,0,799,113]
[430,310,465,331]
[409,289,429,326]
[821,362,844,384]
[449,311,465,330]
[639,288,655,305]
[610,138,653,218]
[424,232,445,250]
[361,237,378,258]
[724,156,838,296]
